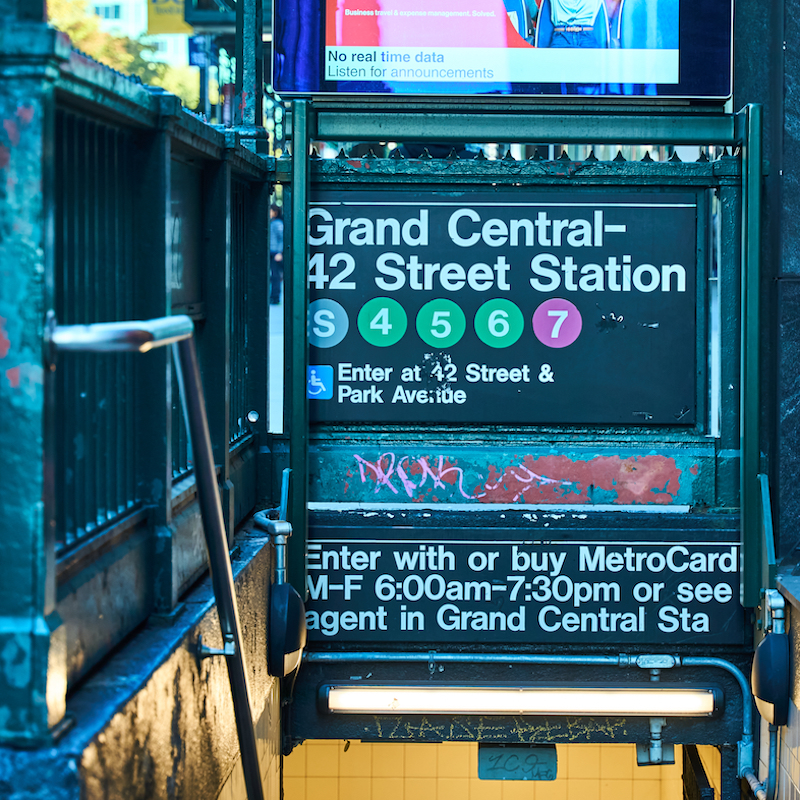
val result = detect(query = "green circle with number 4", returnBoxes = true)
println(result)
[474,299,524,348]
[358,297,407,347]
[416,299,466,348]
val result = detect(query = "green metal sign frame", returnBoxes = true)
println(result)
[280,102,763,609]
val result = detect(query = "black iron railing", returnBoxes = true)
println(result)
[53,108,139,552]
[230,179,250,445]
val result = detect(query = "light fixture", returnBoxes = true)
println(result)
[320,684,722,717]
[752,632,790,726]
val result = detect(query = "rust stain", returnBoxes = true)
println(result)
[0,144,9,169]
[0,317,9,358]
[348,452,683,505]
[3,119,20,146]
[690,464,699,475]
[6,366,20,388]
[474,454,682,505]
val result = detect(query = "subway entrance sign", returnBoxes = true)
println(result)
[304,511,746,647]
[307,189,698,426]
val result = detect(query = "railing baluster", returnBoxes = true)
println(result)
[53,109,142,550]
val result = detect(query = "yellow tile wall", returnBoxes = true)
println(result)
[283,741,683,800]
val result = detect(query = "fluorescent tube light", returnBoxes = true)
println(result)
[322,684,720,717]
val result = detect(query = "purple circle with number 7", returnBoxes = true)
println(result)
[533,298,582,348]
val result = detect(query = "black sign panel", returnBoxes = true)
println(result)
[305,527,743,646]
[308,189,698,426]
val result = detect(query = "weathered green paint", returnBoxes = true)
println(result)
[199,158,234,542]
[311,110,739,147]
[287,100,310,596]
[282,148,740,187]
[739,104,764,607]
[759,473,777,592]
[0,22,68,744]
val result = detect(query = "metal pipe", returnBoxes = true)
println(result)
[173,336,265,800]
[675,656,759,781]
[766,724,778,800]
[766,589,785,635]
[648,717,666,765]
[744,769,767,800]
[305,651,629,666]
[49,315,194,353]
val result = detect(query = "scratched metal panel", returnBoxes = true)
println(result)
[309,443,715,506]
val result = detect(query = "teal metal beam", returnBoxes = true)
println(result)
[0,27,67,744]
[740,103,763,608]
[313,112,739,146]
[758,473,776,593]
[287,100,309,596]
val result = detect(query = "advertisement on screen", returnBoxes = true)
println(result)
[273,0,732,99]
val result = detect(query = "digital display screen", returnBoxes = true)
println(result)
[273,0,732,99]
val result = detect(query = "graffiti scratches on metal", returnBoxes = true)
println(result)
[371,714,629,742]
[353,454,477,501]
[339,452,688,505]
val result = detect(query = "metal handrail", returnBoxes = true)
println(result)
[48,314,265,800]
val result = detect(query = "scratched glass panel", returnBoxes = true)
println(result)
[478,745,557,781]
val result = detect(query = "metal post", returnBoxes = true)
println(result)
[740,103,764,607]
[234,0,263,148]
[287,99,309,597]
[0,28,67,745]
[201,157,234,542]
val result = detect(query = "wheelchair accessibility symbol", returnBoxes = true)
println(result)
[307,366,333,400]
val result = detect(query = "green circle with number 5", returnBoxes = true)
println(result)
[474,299,524,348]
[358,297,407,347]
[416,299,466,348]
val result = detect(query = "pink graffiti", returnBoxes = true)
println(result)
[474,463,573,503]
[16,105,34,125]
[0,317,9,359]
[3,120,19,147]
[353,453,476,500]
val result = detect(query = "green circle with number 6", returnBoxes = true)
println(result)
[474,299,524,348]
[358,297,407,347]
[416,299,466,348]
